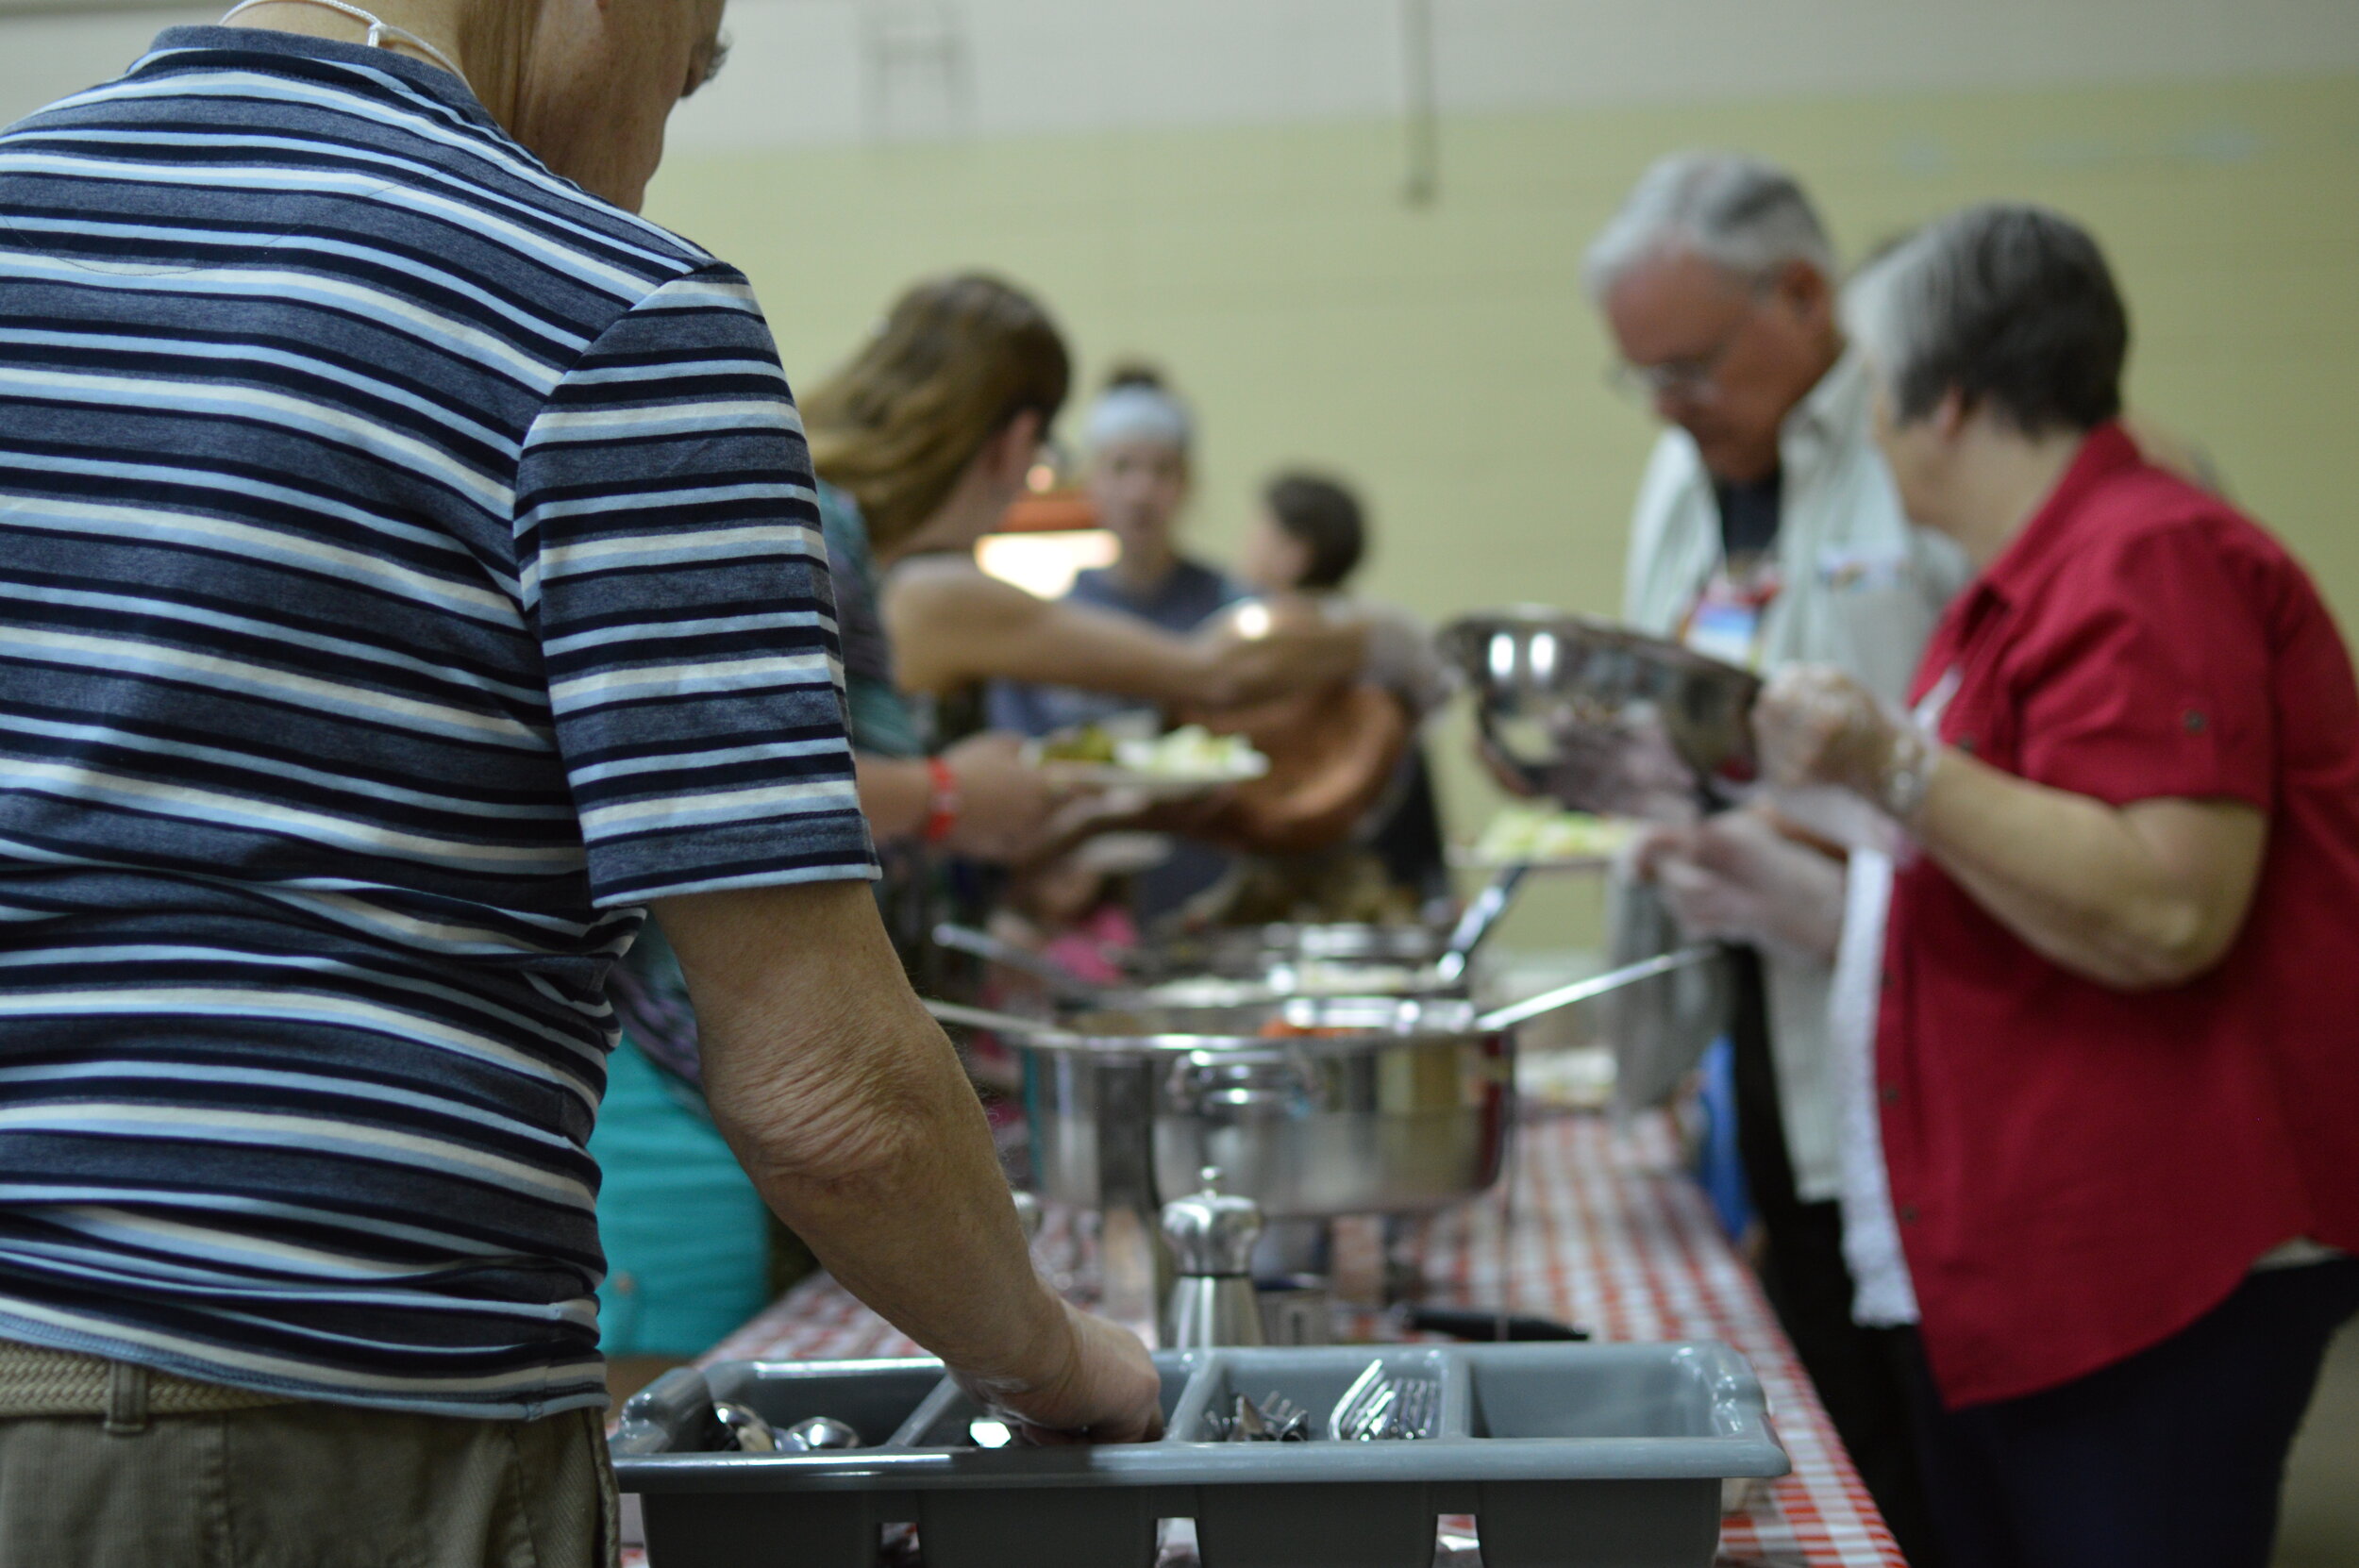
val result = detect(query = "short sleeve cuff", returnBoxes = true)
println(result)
[2029,723,2272,811]
[587,812,880,909]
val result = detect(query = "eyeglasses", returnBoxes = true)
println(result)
[1606,280,1773,405]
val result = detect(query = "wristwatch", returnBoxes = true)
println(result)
[1877,725,1940,826]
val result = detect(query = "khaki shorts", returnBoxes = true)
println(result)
[0,1342,618,1568]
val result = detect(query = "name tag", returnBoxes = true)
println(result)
[1818,548,1916,592]
[1681,566,1784,670]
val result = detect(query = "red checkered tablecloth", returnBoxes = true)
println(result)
[664,1109,1905,1568]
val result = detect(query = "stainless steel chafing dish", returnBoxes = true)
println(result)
[1021,995,1514,1220]
[929,947,1715,1221]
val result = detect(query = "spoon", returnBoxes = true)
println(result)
[712,1401,777,1453]
[1432,863,1530,985]
[778,1415,862,1452]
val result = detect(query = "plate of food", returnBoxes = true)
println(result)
[1454,804,1638,870]
[1031,723,1271,795]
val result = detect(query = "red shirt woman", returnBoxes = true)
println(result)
[1758,205,2359,1568]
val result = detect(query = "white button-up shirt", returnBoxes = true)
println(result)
[1613,346,1969,1204]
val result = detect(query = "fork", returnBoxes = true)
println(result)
[1260,1393,1311,1442]
[1330,1362,1441,1441]
[1209,1391,1312,1443]
[1328,1359,1388,1441]
[1387,1376,1438,1440]
[1348,1384,1399,1441]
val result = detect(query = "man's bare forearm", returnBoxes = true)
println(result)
[651,882,1075,1390]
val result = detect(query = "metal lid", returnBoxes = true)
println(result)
[1160,1167,1263,1276]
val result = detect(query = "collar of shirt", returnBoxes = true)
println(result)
[1773,342,1872,486]
[1911,421,2139,709]
[1966,420,2142,610]
[151,25,500,133]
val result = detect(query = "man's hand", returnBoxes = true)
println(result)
[960,1300,1164,1444]
[653,881,1163,1443]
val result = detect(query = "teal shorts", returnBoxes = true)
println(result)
[590,1038,770,1358]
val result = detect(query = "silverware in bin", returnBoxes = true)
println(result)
[926,945,1718,1220]
[1440,607,1763,820]
[615,1344,1792,1568]
[1329,1359,1439,1442]
[778,1415,862,1452]
[712,1405,866,1454]
[711,1401,776,1452]
[1204,1391,1311,1443]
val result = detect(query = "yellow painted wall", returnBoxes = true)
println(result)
[646,73,2359,945]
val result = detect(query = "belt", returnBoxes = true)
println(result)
[0,1340,297,1431]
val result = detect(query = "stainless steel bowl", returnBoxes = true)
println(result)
[1439,607,1762,819]
[1019,996,1513,1220]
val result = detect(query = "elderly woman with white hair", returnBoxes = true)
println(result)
[1756,205,2359,1566]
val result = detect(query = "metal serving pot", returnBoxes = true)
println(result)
[1029,998,1511,1219]
[928,947,1714,1221]
[1439,607,1763,819]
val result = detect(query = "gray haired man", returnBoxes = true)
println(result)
[1584,152,1966,1563]
[0,3,1159,1563]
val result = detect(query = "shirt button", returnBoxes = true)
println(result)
[2183,709,2208,733]
[1954,734,1978,754]
[1899,1205,1919,1225]
[1880,1085,1900,1107]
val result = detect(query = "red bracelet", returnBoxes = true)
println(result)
[922,756,962,844]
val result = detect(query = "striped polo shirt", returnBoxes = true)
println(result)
[0,29,876,1417]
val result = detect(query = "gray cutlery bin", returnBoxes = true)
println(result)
[611,1343,1787,1568]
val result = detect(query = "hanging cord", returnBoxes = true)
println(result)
[218,0,469,91]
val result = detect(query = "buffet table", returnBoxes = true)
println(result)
[640,1109,1904,1568]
